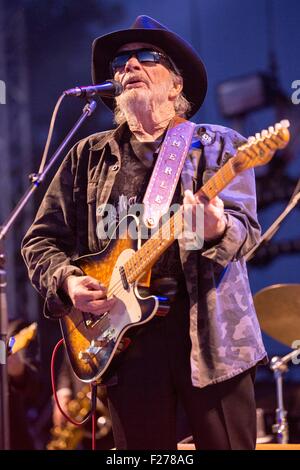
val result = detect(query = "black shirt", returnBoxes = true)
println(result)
[107,128,184,282]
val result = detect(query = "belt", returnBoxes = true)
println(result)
[138,277,187,317]
[150,277,185,300]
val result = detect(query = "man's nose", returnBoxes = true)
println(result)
[124,56,142,72]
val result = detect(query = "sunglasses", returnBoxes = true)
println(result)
[110,48,178,75]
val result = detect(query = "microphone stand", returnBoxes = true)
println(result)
[246,174,300,444]
[270,348,300,444]
[245,190,300,262]
[0,98,97,450]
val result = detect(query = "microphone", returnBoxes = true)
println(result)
[63,79,123,98]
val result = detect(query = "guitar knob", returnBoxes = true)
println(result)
[261,129,268,138]
[280,119,290,128]
[91,338,108,348]
[247,136,256,144]
[275,122,282,131]
[268,126,275,134]
[255,132,261,140]
[78,351,93,364]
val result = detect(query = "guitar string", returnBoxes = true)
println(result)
[74,136,285,335]
[71,210,183,334]
[110,162,235,291]
[83,136,277,307]
[93,161,235,299]
[102,208,183,298]
[107,160,236,297]
[78,164,229,327]
[85,160,239,301]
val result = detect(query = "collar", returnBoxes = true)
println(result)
[89,121,128,150]
[89,122,131,166]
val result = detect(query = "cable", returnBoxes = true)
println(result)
[50,338,98,440]
[37,93,65,174]
[92,400,97,451]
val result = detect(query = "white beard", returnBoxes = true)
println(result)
[117,88,152,118]
[116,79,173,123]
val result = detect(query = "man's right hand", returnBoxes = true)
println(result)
[62,275,116,316]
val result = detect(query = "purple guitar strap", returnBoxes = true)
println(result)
[142,117,196,228]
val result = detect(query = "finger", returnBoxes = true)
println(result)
[82,276,105,291]
[75,287,108,302]
[81,298,117,314]
[209,196,224,207]
[88,297,117,310]
[183,189,196,204]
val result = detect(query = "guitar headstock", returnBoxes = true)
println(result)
[233,120,290,173]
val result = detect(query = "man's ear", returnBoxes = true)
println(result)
[169,76,183,99]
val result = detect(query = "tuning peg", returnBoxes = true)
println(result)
[255,132,261,140]
[247,136,256,144]
[280,119,290,128]
[275,122,282,131]
[261,129,269,138]
[268,126,275,134]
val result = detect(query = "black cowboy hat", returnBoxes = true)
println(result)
[92,15,207,118]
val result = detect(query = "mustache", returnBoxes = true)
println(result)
[122,75,149,88]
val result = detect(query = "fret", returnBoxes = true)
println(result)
[125,209,183,283]
[124,121,291,283]
[66,121,290,383]
[201,159,235,200]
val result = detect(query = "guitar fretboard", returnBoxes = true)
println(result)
[201,158,236,199]
[124,158,237,283]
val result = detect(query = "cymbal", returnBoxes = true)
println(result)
[253,284,300,348]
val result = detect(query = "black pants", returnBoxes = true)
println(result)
[106,290,257,450]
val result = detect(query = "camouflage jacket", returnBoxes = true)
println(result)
[22,122,267,388]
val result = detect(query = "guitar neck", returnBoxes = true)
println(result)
[125,159,237,282]
[125,209,182,283]
[124,121,291,283]
[199,158,236,200]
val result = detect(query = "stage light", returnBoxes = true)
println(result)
[216,73,276,117]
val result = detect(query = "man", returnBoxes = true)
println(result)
[22,16,270,450]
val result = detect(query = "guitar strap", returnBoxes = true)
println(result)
[142,116,196,228]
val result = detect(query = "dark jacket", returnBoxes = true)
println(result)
[22,122,267,388]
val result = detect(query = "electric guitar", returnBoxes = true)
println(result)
[60,121,290,383]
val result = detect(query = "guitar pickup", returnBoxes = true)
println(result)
[83,312,98,328]
[119,266,129,290]
[78,341,103,364]
[83,312,110,329]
